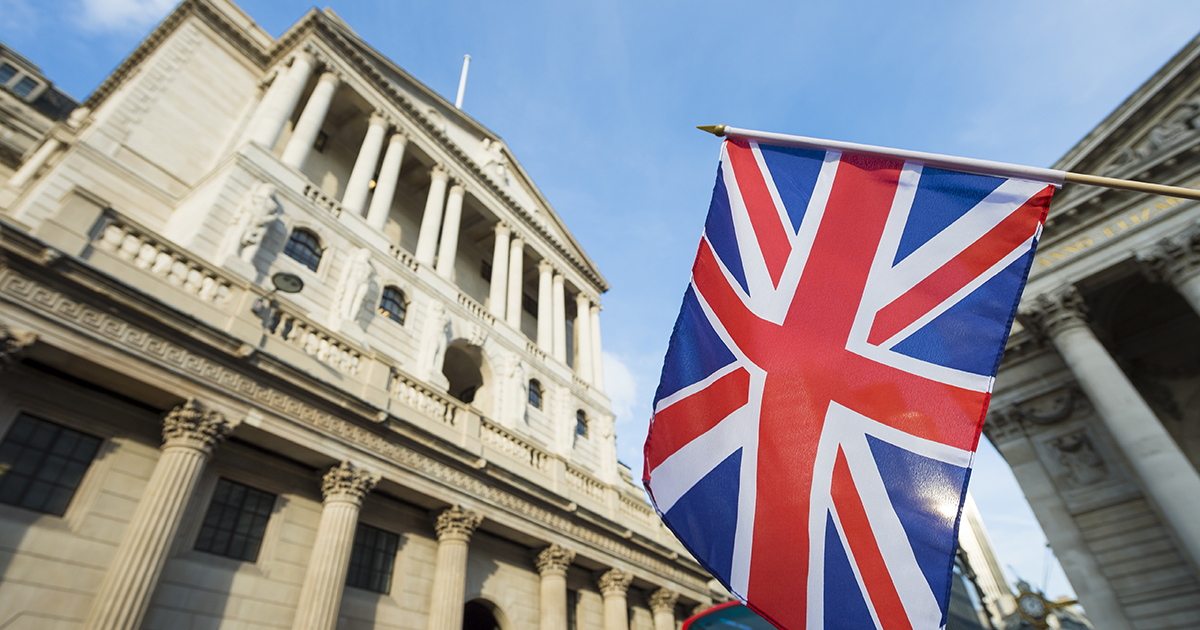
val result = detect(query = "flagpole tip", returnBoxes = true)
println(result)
[696,125,726,137]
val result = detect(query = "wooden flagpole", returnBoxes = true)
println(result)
[698,124,1200,202]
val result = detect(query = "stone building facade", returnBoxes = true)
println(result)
[984,31,1200,630]
[0,2,716,629]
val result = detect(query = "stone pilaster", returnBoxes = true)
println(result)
[488,224,511,318]
[281,70,341,170]
[597,568,633,630]
[291,461,379,630]
[427,506,483,630]
[435,183,466,279]
[83,399,235,630]
[1021,286,1200,570]
[1137,222,1200,315]
[535,544,576,630]
[0,323,37,371]
[416,165,450,266]
[649,588,679,630]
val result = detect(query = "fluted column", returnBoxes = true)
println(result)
[574,294,594,382]
[281,70,340,170]
[415,165,450,266]
[427,506,483,630]
[506,237,525,328]
[365,131,408,231]
[291,462,379,630]
[488,224,511,317]
[6,137,61,189]
[1139,223,1200,315]
[83,399,235,630]
[1022,287,1200,567]
[590,305,604,392]
[342,111,389,215]
[598,568,632,630]
[552,274,567,363]
[435,183,465,279]
[247,50,316,150]
[537,261,554,351]
[649,589,679,630]
[535,544,576,630]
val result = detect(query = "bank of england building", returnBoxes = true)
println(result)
[986,31,1200,630]
[0,1,717,629]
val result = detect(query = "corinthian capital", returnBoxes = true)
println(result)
[433,505,483,542]
[161,398,235,454]
[649,588,680,614]
[1137,223,1200,286]
[320,461,380,505]
[597,568,633,596]
[1018,286,1089,340]
[534,543,576,577]
[0,324,37,372]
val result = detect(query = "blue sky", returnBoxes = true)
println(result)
[7,0,1200,604]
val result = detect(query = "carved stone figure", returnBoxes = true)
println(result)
[419,303,452,387]
[1051,431,1108,488]
[0,323,37,372]
[503,353,528,424]
[226,182,282,264]
[331,247,375,328]
[479,138,510,187]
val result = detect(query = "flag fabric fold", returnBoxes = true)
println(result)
[643,137,1053,630]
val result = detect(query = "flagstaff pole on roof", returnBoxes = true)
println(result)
[697,124,1200,202]
[455,54,471,110]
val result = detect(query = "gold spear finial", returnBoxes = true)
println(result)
[696,125,726,137]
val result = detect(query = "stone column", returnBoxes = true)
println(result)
[590,304,604,392]
[415,165,450,266]
[435,183,466,279]
[1022,287,1200,568]
[82,399,236,630]
[291,462,379,630]
[342,111,389,216]
[365,131,408,231]
[488,224,511,318]
[6,137,61,189]
[597,568,632,630]
[649,589,679,630]
[552,274,567,363]
[281,70,340,170]
[427,506,483,630]
[506,237,525,328]
[574,294,594,383]
[534,544,576,630]
[1138,223,1200,315]
[247,50,316,150]
[537,261,554,351]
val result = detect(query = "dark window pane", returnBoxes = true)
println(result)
[12,76,37,97]
[575,411,588,438]
[346,522,399,594]
[528,380,542,409]
[0,414,101,516]
[0,63,16,84]
[194,478,276,561]
[378,287,407,325]
[283,230,323,272]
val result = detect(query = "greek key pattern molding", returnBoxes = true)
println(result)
[0,268,707,592]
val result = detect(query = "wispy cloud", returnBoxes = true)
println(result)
[603,351,651,481]
[74,0,174,33]
[0,0,38,34]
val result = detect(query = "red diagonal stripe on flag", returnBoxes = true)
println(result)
[867,187,1051,346]
[645,367,751,472]
[726,140,792,288]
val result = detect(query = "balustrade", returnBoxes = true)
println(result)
[619,494,656,525]
[566,464,606,501]
[389,370,461,427]
[303,183,345,218]
[481,418,549,472]
[95,215,233,306]
[267,309,362,376]
[457,292,495,327]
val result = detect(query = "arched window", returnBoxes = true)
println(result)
[284,229,323,271]
[575,410,588,438]
[378,286,408,325]
[528,379,543,409]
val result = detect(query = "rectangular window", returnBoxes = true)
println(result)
[0,63,16,84]
[12,76,37,98]
[194,478,275,561]
[0,414,102,516]
[567,589,579,630]
[346,522,400,593]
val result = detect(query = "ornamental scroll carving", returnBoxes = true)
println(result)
[432,505,483,542]
[0,323,37,371]
[1104,94,1200,174]
[1137,222,1200,286]
[598,568,633,596]
[1018,286,1089,340]
[649,588,680,614]
[320,460,379,505]
[161,398,235,454]
[1050,431,1109,488]
[534,543,576,577]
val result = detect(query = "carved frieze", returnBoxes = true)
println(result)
[1137,222,1200,287]
[1103,93,1200,174]
[320,460,379,505]
[983,386,1090,443]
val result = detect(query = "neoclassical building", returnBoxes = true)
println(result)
[0,2,717,629]
[985,30,1200,630]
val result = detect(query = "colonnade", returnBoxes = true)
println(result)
[77,398,684,630]
[241,45,606,388]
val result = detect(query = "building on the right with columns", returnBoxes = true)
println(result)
[985,30,1200,630]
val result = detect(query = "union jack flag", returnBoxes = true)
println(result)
[644,138,1054,630]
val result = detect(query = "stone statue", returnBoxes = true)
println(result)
[331,248,374,328]
[419,303,452,387]
[479,138,510,187]
[225,182,282,264]
[1051,431,1108,487]
[504,353,527,424]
